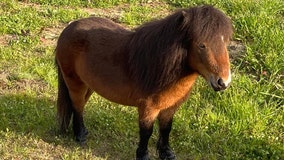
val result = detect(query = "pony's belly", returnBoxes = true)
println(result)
[84,76,139,106]
[94,88,138,106]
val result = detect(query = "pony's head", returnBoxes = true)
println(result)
[182,5,233,91]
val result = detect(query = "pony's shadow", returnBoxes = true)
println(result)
[0,93,143,159]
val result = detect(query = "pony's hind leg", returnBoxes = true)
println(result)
[65,77,93,144]
[157,107,177,160]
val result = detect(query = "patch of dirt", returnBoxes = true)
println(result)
[0,71,10,90]
[228,40,246,60]
[84,7,124,23]
[0,71,49,95]
[0,34,18,46]
[39,26,64,47]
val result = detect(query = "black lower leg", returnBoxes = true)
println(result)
[136,122,153,160]
[73,111,88,144]
[157,119,175,160]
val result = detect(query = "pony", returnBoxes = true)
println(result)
[55,5,233,160]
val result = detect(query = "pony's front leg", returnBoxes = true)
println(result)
[157,107,177,160]
[136,121,153,160]
[136,107,160,160]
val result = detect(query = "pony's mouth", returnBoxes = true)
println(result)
[210,82,225,91]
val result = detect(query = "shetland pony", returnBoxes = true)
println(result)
[55,5,233,160]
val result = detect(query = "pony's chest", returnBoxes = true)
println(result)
[146,73,199,109]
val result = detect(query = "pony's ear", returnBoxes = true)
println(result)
[178,10,190,30]
[181,10,190,20]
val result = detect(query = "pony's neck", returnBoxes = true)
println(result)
[127,12,189,94]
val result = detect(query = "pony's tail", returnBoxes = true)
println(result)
[56,60,73,133]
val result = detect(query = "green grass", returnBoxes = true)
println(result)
[0,0,283,159]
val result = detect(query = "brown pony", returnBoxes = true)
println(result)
[55,5,233,160]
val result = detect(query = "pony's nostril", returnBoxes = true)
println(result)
[217,78,225,88]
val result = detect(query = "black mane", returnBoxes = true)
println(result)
[128,5,233,93]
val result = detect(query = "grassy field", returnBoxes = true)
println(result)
[0,0,283,159]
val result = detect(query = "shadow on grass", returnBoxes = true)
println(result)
[0,94,57,135]
[0,93,140,159]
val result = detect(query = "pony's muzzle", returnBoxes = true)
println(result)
[210,70,231,91]
[211,77,229,91]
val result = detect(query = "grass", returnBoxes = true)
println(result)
[0,0,283,159]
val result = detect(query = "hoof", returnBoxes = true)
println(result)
[75,127,88,145]
[158,146,176,160]
[136,149,150,160]
[136,154,150,160]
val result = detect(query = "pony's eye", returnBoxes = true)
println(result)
[198,43,206,49]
